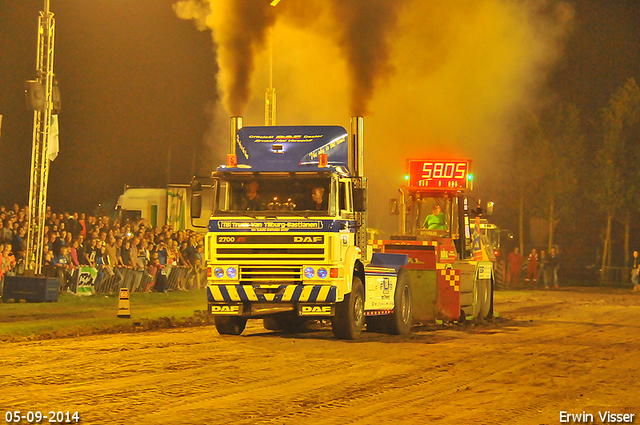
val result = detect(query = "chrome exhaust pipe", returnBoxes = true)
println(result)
[230,116,243,155]
[350,116,364,177]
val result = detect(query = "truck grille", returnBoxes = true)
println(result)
[239,266,302,284]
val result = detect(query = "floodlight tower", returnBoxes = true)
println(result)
[25,0,55,275]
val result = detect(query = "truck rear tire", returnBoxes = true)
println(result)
[215,316,247,335]
[387,269,412,335]
[332,276,365,340]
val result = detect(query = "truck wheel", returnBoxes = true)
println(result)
[387,269,412,335]
[215,316,247,335]
[332,276,365,340]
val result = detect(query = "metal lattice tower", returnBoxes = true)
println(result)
[25,0,55,275]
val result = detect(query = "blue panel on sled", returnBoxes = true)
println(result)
[221,125,350,172]
[369,253,409,273]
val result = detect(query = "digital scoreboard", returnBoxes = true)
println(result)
[407,159,471,190]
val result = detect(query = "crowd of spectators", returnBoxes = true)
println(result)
[0,203,205,292]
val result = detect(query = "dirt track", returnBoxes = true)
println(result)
[2,289,639,425]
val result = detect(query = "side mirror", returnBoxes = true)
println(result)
[353,188,366,212]
[190,180,202,219]
[389,198,399,215]
[486,201,494,217]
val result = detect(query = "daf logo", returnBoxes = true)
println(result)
[301,306,332,315]
[211,305,239,312]
[294,236,322,243]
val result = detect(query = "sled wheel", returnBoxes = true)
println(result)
[387,269,412,335]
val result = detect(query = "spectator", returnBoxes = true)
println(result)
[1,243,16,277]
[51,231,63,257]
[41,244,55,277]
[632,264,640,290]
[105,236,118,268]
[538,249,548,289]
[156,238,168,266]
[525,248,539,288]
[52,245,73,292]
[136,239,150,269]
[76,235,89,265]
[506,247,523,289]
[1,219,12,244]
[85,238,99,267]
[69,239,80,268]
[79,213,87,239]
[115,236,124,267]
[121,239,134,268]
[129,237,139,269]
[12,226,26,265]
[548,247,560,288]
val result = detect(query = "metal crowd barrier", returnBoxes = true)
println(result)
[67,266,207,294]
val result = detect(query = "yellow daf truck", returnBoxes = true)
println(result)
[191,117,411,339]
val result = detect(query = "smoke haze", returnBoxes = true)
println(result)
[174,0,275,115]
[175,0,573,235]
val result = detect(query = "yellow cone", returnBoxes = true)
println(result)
[117,288,131,318]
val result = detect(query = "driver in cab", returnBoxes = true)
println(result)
[241,180,264,211]
[423,204,446,230]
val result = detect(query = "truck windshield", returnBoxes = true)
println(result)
[216,175,333,215]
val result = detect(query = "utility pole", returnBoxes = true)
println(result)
[25,0,55,275]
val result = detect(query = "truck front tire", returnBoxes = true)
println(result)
[215,316,247,335]
[332,276,365,340]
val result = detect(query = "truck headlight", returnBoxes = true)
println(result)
[317,268,328,279]
[226,267,237,279]
[214,267,224,279]
[304,267,315,279]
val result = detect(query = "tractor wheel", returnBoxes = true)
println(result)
[480,279,493,318]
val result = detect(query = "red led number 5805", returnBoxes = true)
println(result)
[421,162,467,179]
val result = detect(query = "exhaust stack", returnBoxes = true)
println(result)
[350,116,367,259]
[230,117,243,155]
[350,117,364,177]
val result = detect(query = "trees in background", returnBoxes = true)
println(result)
[500,78,639,280]
[592,78,639,278]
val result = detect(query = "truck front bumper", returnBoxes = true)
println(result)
[207,284,338,318]
[207,284,337,303]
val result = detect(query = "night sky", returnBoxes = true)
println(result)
[1,0,639,236]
